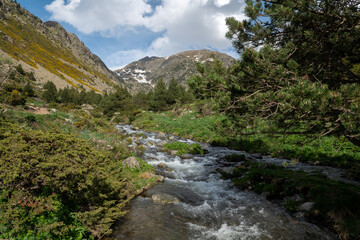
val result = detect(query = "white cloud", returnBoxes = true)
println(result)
[45,0,152,34]
[214,0,231,7]
[46,0,246,68]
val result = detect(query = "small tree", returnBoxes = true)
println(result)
[23,82,35,97]
[42,81,57,103]
[150,78,168,111]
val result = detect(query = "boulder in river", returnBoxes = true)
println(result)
[251,153,263,159]
[157,132,166,139]
[156,141,167,147]
[158,162,168,169]
[122,157,141,169]
[152,193,180,205]
[170,150,178,156]
[180,154,193,159]
[139,172,165,182]
[298,202,315,212]
[156,175,165,182]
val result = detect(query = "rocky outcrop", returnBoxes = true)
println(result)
[114,49,235,94]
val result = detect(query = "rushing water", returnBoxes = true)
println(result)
[111,125,338,240]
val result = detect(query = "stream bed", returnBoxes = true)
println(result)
[111,125,339,240]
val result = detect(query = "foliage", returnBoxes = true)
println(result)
[226,0,360,87]
[190,0,360,147]
[132,79,193,113]
[40,81,104,108]
[42,81,58,102]
[0,118,133,239]
[100,85,132,117]
[133,110,225,143]
[23,82,36,97]
[0,62,37,105]
[149,78,168,111]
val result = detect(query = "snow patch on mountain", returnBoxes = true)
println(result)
[132,69,150,84]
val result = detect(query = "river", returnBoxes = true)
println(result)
[111,125,338,240]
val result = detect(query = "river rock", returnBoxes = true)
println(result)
[251,153,263,159]
[152,193,180,205]
[122,157,141,169]
[170,150,178,156]
[156,175,165,182]
[298,202,315,212]
[180,154,193,159]
[168,136,175,141]
[156,141,167,147]
[139,172,154,179]
[157,132,166,139]
[289,194,303,202]
[293,212,305,219]
[158,162,168,169]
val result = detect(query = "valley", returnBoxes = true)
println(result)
[0,0,359,239]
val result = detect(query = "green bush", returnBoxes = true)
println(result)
[7,89,26,105]
[0,119,130,239]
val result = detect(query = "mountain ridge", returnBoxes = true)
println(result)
[0,0,120,93]
[115,49,235,93]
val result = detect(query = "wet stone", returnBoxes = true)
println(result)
[152,193,180,205]
[298,202,315,212]
[158,163,168,169]
[180,154,193,159]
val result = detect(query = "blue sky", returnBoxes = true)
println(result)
[17,0,245,70]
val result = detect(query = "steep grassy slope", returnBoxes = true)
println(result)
[0,0,120,92]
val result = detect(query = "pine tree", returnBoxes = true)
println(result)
[150,78,168,111]
[191,0,360,146]
[42,81,57,103]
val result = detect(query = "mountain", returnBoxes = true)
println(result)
[114,50,235,93]
[0,0,119,93]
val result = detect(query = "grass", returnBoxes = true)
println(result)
[133,110,225,143]
[121,158,157,190]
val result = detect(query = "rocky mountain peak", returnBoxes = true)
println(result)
[115,49,235,94]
